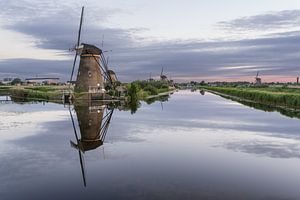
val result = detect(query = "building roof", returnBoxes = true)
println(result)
[160,75,167,80]
[25,78,59,80]
[81,43,102,55]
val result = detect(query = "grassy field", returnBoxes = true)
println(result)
[202,86,300,109]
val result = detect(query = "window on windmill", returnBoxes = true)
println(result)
[88,71,92,78]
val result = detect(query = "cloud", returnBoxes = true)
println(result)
[218,10,300,31]
[1,1,300,82]
[225,140,300,159]
[2,32,300,81]
[0,59,70,79]
[0,0,139,51]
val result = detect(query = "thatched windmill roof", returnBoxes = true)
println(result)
[81,43,102,55]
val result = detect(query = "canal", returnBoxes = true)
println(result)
[1,90,300,199]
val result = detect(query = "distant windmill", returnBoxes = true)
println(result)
[148,73,154,82]
[160,67,168,81]
[69,6,117,98]
[255,71,262,85]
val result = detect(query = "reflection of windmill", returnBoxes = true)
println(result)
[69,6,117,99]
[160,67,168,81]
[69,103,114,187]
[255,71,262,85]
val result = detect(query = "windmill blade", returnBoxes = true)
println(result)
[102,34,104,48]
[69,6,84,82]
[69,107,87,187]
[161,67,164,76]
[69,107,79,141]
[100,109,114,141]
[100,53,109,72]
[70,53,78,82]
[88,52,112,83]
[78,149,86,187]
[77,6,84,47]
[100,54,113,85]
[106,56,109,67]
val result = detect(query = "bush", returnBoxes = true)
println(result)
[128,83,139,102]
[11,78,22,85]
[143,85,158,95]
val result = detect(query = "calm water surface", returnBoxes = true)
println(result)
[1,91,300,200]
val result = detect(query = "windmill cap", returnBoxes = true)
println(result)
[107,70,116,74]
[81,43,102,55]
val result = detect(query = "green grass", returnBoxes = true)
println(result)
[203,86,300,109]
[25,86,57,92]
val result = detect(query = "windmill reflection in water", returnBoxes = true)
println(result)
[68,102,114,187]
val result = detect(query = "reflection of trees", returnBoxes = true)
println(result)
[129,99,140,114]
[145,94,170,105]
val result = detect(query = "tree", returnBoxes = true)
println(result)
[11,78,22,85]
[128,83,139,102]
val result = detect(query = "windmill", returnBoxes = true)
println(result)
[160,67,168,81]
[148,73,154,82]
[69,6,116,98]
[69,103,114,187]
[254,71,262,85]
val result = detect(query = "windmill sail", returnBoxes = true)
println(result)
[70,6,84,83]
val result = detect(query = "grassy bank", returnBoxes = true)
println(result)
[1,81,175,103]
[1,86,67,102]
[202,86,300,109]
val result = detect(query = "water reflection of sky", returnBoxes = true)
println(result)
[1,91,300,199]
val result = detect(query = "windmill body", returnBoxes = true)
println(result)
[75,44,105,94]
[254,71,262,85]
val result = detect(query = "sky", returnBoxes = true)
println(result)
[1,0,300,82]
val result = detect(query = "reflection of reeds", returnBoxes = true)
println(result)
[220,94,300,120]
[204,87,300,109]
